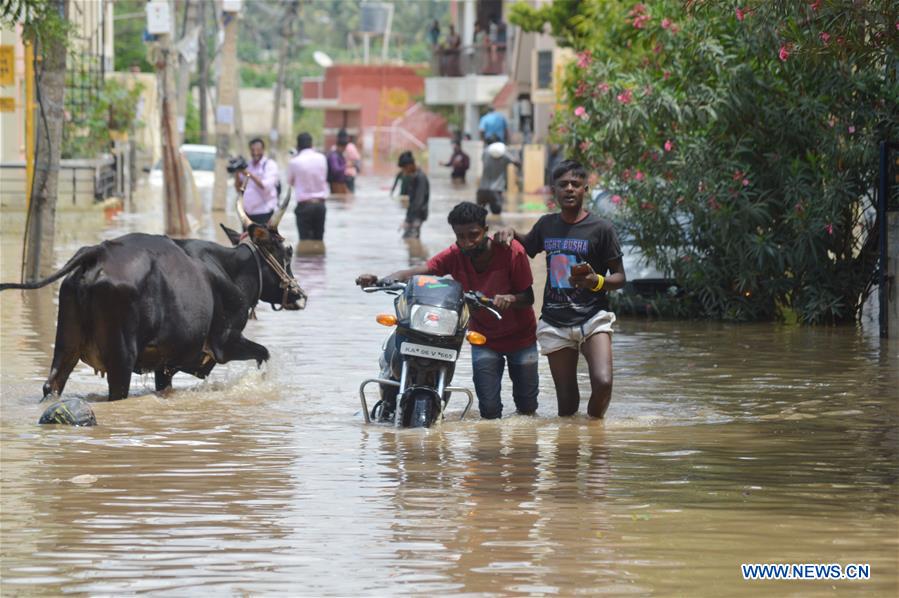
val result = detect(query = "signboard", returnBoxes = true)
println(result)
[146,1,171,35]
[222,0,242,12]
[0,45,14,86]
[0,97,14,112]
[360,3,388,33]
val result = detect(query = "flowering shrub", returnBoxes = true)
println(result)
[513,0,898,323]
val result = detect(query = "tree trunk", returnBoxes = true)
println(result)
[270,0,300,157]
[175,0,198,146]
[23,0,67,283]
[198,0,208,144]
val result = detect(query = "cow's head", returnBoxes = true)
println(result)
[225,195,307,311]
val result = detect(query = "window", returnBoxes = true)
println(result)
[537,50,553,90]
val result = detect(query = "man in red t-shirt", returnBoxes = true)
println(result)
[355,202,538,419]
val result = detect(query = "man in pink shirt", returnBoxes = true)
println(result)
[288,132,329,241]
[233,138,280,224]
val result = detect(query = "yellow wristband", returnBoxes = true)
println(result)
[591,274,605,292]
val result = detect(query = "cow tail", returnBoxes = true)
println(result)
[0,246,100,291]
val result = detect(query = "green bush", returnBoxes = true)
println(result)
[515,0,898,323]
[63,77,144,158]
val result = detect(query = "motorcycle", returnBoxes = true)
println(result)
[358,275,502,428]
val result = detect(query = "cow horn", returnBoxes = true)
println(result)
[268,187,292,229]
[235,196,253,229]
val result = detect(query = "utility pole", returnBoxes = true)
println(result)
[175,0,198,145]
[22,0,66,282]
[270,0,300,157]
[148,0,189,235]
[212,0,241,212]
[197,0,208,144]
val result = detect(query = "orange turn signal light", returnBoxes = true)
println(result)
[466,331,487,345]
[376,313,398,327]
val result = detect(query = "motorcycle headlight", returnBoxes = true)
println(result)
[410,305,458,336]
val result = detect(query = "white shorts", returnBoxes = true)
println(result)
[536,310,616,355]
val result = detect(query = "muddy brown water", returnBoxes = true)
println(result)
[1,176,897,595]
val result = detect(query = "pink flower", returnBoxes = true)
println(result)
[735,7,746,21]
[641,201,655,211]
[663,70,671,80]
[611,194,622,205]
[635,170,645,181]
[848,125,856,134]
[574,106,588,120]
[596,82,610,95]
[820,32,830,44]
[576,50,593,69]
[633,14,651,29]
[617,89,633,104]
[579,140,592,152]
[575,81,588,97]
[664,139,674,152]
[779,45,791,62]
[810,0,821,10]
[629,3,648,17]
[661,18,672,30]
[825,223,833,235]
[742,178,750,186]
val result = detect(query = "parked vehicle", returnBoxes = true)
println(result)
[358,276,502,428]
[590,187,679,297]
[148,144,219,209]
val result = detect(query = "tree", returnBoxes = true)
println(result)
[3,0,70,282]
[516,0,899,323]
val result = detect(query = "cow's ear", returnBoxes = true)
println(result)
[248,223,272,244]
[220,224,242,246]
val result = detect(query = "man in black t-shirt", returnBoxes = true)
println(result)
[495,159,626,418]
[397,151,430,239]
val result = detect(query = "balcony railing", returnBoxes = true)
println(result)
[431,43,508,77]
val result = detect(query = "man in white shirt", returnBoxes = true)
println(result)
[288,132,329,241]
[234,138,280,225]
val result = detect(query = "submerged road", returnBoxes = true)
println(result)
[1,173,897,595]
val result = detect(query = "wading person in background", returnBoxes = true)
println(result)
[234,137,280,225]
[442,140,470,185]
[356,201,538,419]
[326,139,348,195]
[339,130,362,193]
[495,159,626,418]
[397,151,429,239]
[288,132,328,241]
[478,105,508,143]
[477,135,519,215]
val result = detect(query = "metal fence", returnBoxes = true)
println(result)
[0,157,117,208]
[64,0,110,145]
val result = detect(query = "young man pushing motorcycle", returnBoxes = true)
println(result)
[494,159,626,418]
[356,201,538,419]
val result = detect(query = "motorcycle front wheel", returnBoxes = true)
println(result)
[401,390,441,428]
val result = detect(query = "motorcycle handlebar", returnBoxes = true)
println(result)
[360,283,502,319]
[464,291,502,320]
[362,280,407,293]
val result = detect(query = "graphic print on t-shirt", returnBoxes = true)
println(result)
[545,237,588,291]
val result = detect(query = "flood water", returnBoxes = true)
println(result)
[1,175,897,596]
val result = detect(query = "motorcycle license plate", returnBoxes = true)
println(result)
[400,342,458,362]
